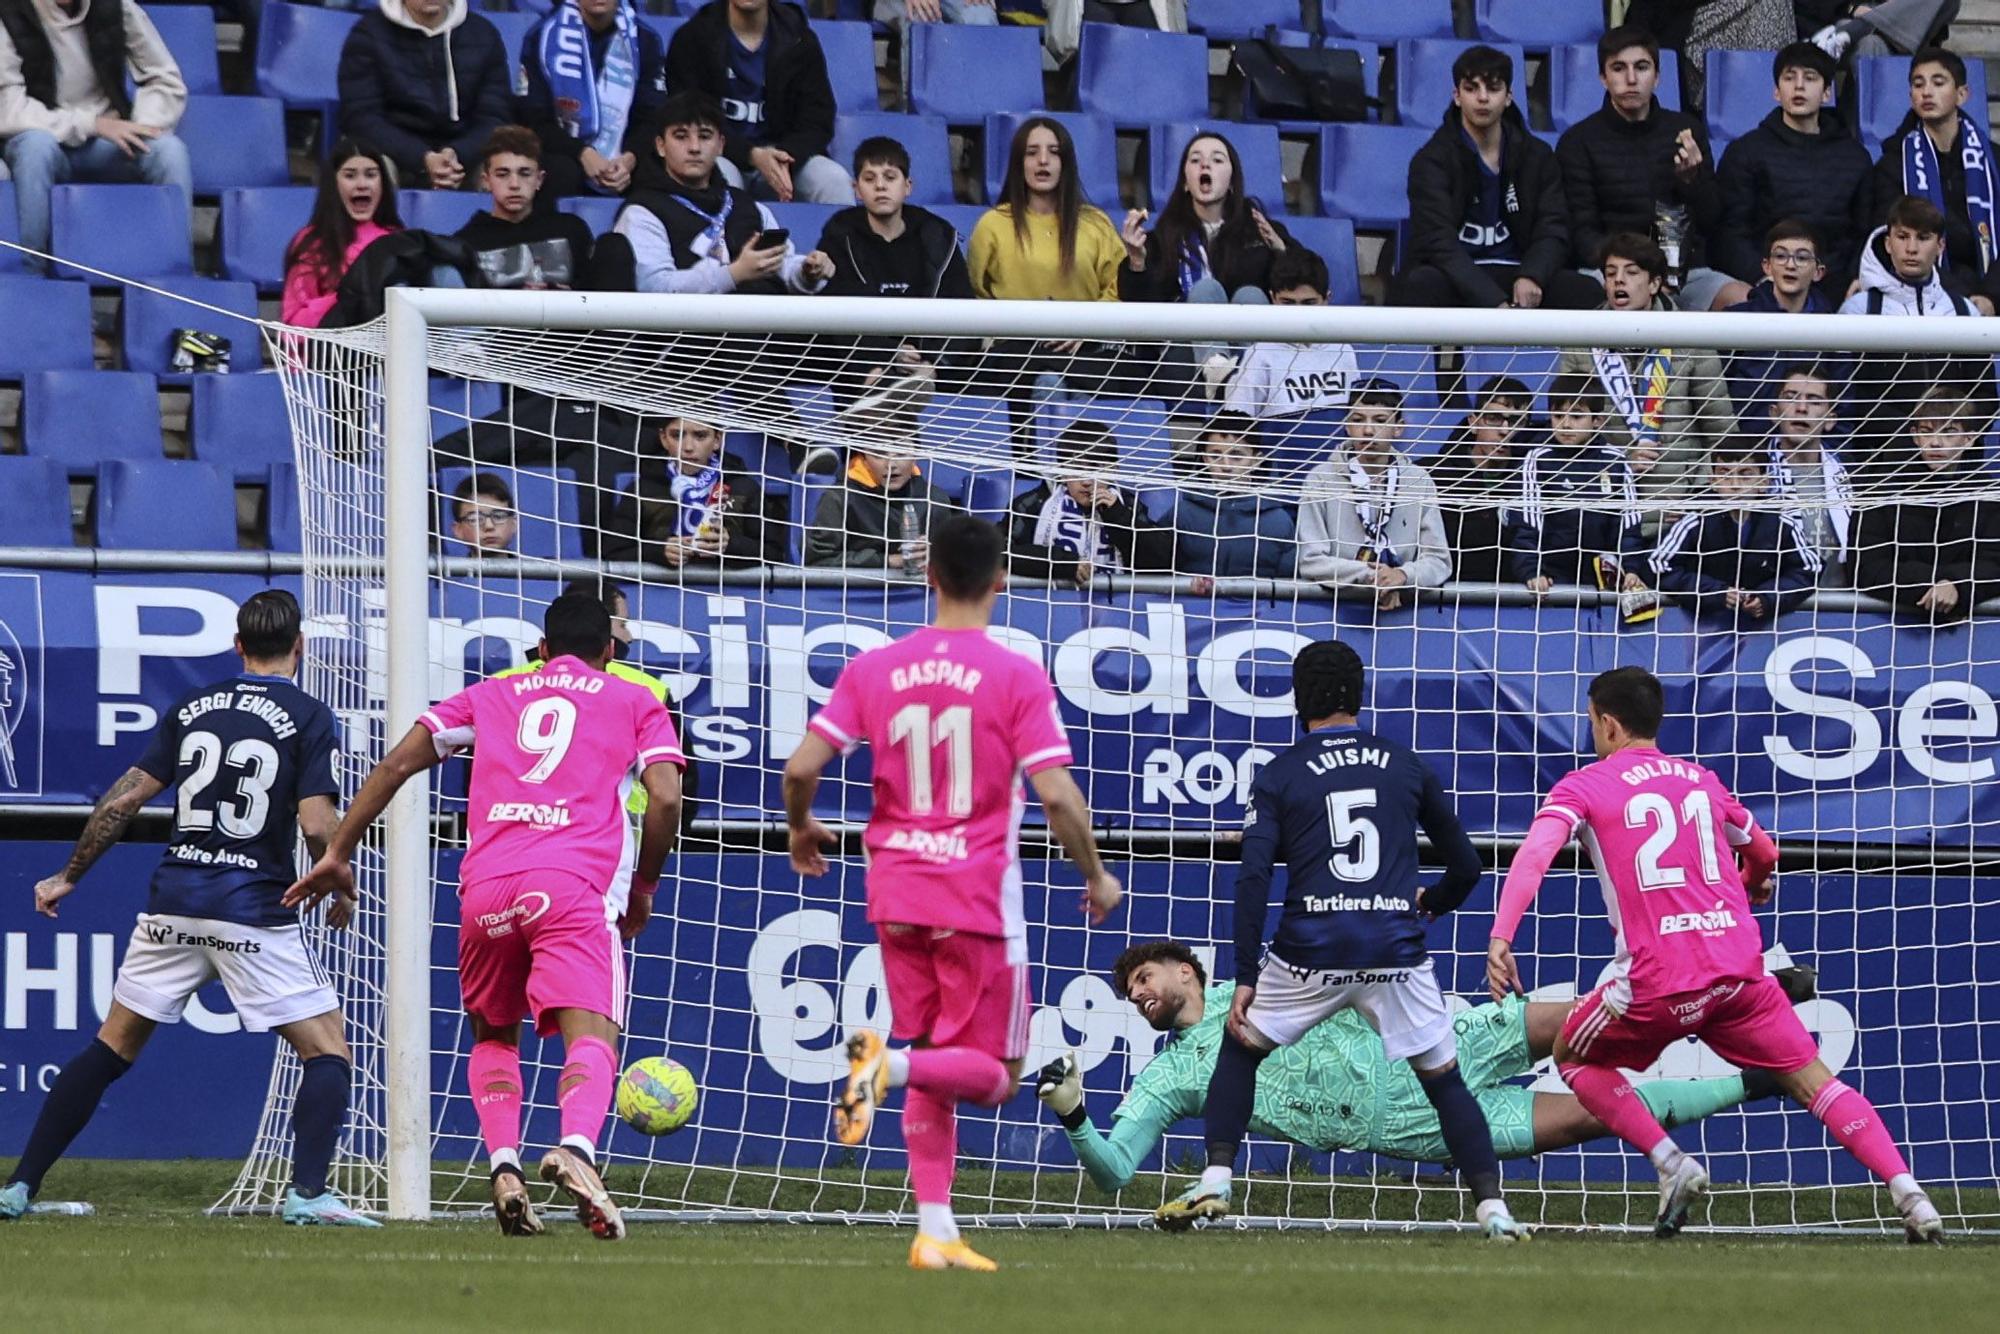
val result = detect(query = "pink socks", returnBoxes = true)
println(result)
[557,1035,618,1155]
[468,1040,523,1160]
[1560,1061,1675,1158]
[1809,1079,1912,1185]
[902,1088,957,1206]
[905,1047,1013,1109]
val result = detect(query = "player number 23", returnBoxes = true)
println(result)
[1624,789,1723,890]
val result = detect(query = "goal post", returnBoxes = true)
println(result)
[240,288,2000,1232]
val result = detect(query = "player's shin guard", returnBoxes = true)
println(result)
[557,1036,619,1157]
[1420,1065,1505,1206]
[468,1040,525,1164]
[1560,1061,1674,1162]
[906,1048,1013,1109]
[1807,1080,1914,1189]
[290,1055,351,1198]
[1202,1030,1269,1170]
[8,1038,130,1196]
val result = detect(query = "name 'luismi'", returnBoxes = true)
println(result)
[1306,746,1389,776]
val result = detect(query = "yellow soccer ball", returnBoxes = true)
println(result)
[616,1057,698,1135]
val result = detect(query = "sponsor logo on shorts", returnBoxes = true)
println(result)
[166,930,262,955]
[486,801,574,830]
[1283,962,1411,987]
[143,922,172,944]
[473,891,552,939]
[1303,892,1409,913]
[1667,980,1740,1024]
[882,827,969,864]
[1659,901,1739,937]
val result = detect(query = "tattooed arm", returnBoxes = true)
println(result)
[35,766,168,918]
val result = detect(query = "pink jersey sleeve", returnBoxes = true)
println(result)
[807,659,869,754]
[1537,768,1593,833]
[636,693,687,770]
[1011,665,1074,776]
[1707,771,1757,847]
[419,685,478,757]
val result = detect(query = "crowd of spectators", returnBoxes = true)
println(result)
[4,1,1990,621]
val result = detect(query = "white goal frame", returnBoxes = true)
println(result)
[363,289,2000,1223]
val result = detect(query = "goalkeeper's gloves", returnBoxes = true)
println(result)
[1035,1050,1087,1129]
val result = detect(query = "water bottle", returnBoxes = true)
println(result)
[898,501,922,577]
[28,1201,95,1217]
[1654,203,1688,294]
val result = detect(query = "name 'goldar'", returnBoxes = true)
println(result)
[1235,725,1483,980]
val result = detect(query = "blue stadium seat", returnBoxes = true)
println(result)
[983,112,1122,210]
[96,459,239,551]
[1322,0,1453,43]
[121,276,265,379]
[1076,25,1209,128]
[1317,123,1429,226]
[1245,32,1381,130]
[909,23,1043,124]
[766,202,839,251]
[51,184,191,280]
[919,394,1011,460]
[266,462,302,553]
[1550,42,1682,131]
[256,3,359,111]
[178,95,291,193]
[0,183,19,273]
[1274,216,1363,306]
[141,5,223,96]
[921,460,974,507]
[1394,38,1527,129]
[1354,344,1445,447]
[1460,344,1560,410]
[637,13,685,48]
[1706,47,1803,144]
[221,185,317,291]
[436,465,585,560]
[430,376,505,442]
[0,456,76,548]
[811,19,880,112]
[831,112,956,205]
[928,203,987,239]
[1188,0,1300,40]
[965,469,1023,523]
[485,10,538,73]
[401,190,491,235]
[0,278,93,376]
[193,373,294,479]
[24,370,165,471]
[1033,399,1174,481]
[1856,55,1989,149]
[1148,121,1285,214]
[1474,0,1603,48]
[559,196,624,235]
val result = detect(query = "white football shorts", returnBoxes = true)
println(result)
[1244,952,1456,1070]
[113,913,339,1033]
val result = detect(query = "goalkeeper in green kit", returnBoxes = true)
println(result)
[1035,941,1813,1191]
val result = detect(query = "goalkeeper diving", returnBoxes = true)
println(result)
[1035,939,1808,1192]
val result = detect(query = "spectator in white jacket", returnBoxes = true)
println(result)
[1837,195,1982,316]
[1295,378,1452,608]
[0,0,189,274]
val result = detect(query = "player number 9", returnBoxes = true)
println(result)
[517,697,578,784]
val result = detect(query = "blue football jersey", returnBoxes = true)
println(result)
[134,673,341,927]
[1234,724,1483,976]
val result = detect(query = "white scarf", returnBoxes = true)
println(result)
[1032,487,1119,568]
[669,460,725,538]
[1347,454,1402,566]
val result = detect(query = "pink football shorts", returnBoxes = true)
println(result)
[1561,972,1820,1074]
[458,869,622,1037]
[877,923,1030,1062]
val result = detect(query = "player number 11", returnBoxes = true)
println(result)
[888,703,974,817]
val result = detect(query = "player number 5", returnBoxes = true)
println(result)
[1323,788,1381,883]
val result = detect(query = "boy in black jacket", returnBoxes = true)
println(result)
[1556,25,1739,311]
[1649,441,1820,623]
[1855,389,2000,621]
[600,415,786,569]
[665,0,852,204]
[1390,45,1601,311]
[1714,42,1873,302]
[816,136,979,400]
[455,127,596,290]
[1867,47,2000,315]
[1504,374,1650,599]
[1008,421,1176,586]
[806,439,958,570]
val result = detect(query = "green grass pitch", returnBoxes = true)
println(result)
[5,1161,1996,1334]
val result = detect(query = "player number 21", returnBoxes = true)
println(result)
[888,703,973,817]
[517,697,578,784]
[1624,789,1723,890]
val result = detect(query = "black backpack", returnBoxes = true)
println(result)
[1233,36,1372,123]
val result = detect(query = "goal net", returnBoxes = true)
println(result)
[225,294,2000,1235]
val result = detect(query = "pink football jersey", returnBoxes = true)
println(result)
[807,626,1074,942]
[421,655,685,895]
[1539,746,1765,1002]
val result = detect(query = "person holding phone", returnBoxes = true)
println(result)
[611,91,836,294]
